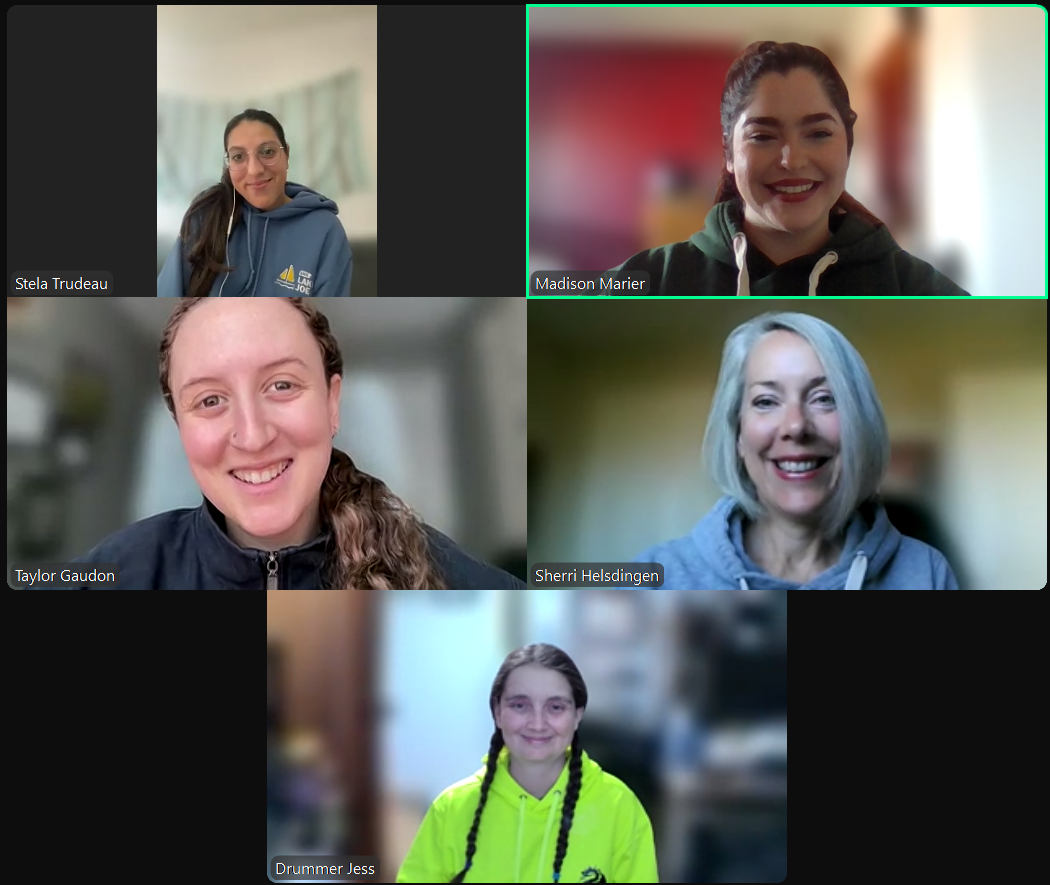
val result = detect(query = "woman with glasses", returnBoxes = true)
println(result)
[158,108,353,298]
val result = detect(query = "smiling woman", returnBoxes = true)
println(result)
[607,41,971,297]
[396,644,659,884]
[630,312,960,590]
[65,298,524,590]
[157,108,354,298]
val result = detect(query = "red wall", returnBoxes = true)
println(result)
[530,42,741,261]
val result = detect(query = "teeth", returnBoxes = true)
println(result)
[776,460,820,473]
[232,460,290,485]
[773,184,815,193]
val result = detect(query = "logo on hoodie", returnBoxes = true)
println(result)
[580,868,607,883]
[276,265,313,295]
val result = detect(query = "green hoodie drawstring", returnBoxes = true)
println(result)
[536,790,562,883]
[515,794,525,883]
[513,789,563,883]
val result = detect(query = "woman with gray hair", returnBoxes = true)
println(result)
[634,312,959,590]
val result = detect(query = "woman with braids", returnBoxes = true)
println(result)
[158,108,353,297]
[397,644,659,883]
[607,41,970,297]
[67,298,523,590]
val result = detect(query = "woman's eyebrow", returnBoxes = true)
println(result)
[226,141,278,151]
[179,357,309,395]
[749,376,828,390]
[743,112,836,127]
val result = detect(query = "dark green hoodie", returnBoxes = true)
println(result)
[609,199,970,297]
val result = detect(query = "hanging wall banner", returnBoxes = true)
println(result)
[157,70,370,207]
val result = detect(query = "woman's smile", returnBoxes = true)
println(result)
[229,458,293,493]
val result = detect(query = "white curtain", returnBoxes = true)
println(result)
[157,70,369,206]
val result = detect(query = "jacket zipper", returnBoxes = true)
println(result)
[266,552,279,590]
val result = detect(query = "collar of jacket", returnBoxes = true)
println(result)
[196,497,330,590]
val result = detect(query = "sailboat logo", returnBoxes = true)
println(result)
[276,265,296,289]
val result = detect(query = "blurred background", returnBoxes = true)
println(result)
[157,6,378,295]
[7,297,526,583]
[528,6,1047,297]
[528,299,1048,591]
[268,585,786,882]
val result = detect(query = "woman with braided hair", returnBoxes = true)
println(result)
[397,644,659,883]
[66,297,523,590]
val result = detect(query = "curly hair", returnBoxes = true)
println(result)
[714,41,884,229]
[450,644,588,883]
[158,296,446,590]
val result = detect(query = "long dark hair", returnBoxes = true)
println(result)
[714,41,884,228]
[179,109,290,299]
[158,297,447,590]
[450,644,588,884]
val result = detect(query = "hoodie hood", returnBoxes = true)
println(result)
[395,746,659,883]
[696,496,896,591]
[689,198,899,297]
[479,746,595,884]
[222,182,340,297]
[240,181,340,221]
[635,496,960,590]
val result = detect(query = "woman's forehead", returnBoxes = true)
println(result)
[170,301,322,379]
[741,69,838,122]
[745,331,825,377]
[504,664,571,695]
[226,120,279,149]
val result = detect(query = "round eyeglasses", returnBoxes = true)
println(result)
[224,143,285,169]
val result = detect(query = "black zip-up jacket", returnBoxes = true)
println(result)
[64,499,524,590]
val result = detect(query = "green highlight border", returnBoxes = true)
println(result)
[526,4,1050,300]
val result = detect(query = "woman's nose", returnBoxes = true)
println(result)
[231,403,271,447]
[780,403,809,436]
[779,138,805,169]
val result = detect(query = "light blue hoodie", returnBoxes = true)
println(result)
[635,496,959,590]
[157,182,352,297]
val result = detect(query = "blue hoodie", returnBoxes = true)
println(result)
[157,183,353,297]
[635,496,959,591]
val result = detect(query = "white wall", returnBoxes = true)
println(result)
[381,592,508,803]
[477,299,528,551]
[924,8,1046,297]
[942,371,1048,590]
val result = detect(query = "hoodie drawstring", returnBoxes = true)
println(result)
[514,795,526,883]
[736,550,867,590]
[536,790,561,883]
[844,551,868,590]
[250,219,270,297]
[807,251,839,296]
[512,789,562,883]
[732,234,751,297]
[731,234,839,297]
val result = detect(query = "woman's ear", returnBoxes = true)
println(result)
[328,374,343,433]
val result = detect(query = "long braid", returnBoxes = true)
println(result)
[449,730,504,884]
[551,733,584,883]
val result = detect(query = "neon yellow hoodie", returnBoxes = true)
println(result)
[396,746,659,883]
